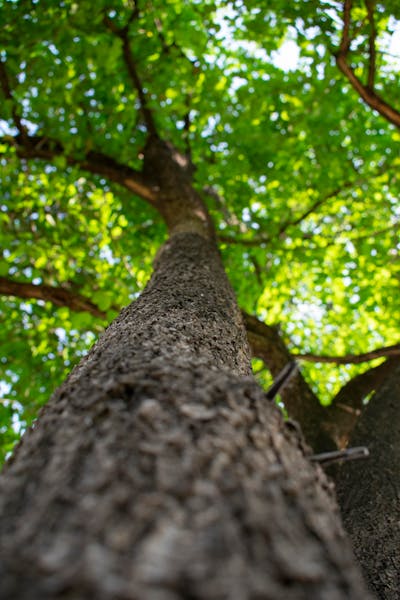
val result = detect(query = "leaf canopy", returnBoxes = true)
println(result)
[1,0,399,460]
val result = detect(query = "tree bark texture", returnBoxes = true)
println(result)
[0,233,369,599]
[335,364,400,599]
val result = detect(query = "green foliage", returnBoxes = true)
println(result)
[0,0,399,460]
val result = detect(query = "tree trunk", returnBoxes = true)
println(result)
[0,232,369,599]
[335,364,400,599]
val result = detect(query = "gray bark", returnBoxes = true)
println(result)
[335,364,400,599]
[0,232,369,599]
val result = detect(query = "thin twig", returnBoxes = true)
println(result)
[365,0,377,90]
[218,234,269,247]
[294,343,400,364]
[310,446,369,465]
[265,362,299,400]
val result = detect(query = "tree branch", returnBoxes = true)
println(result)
[278,183,351,236]
[335,0,400,128]
[103,12,158,137]
[0,59,29,143]
[332,356,400,409]
[243,312,336,451]
[4,134,156,203]
[219,169,379,246]
[294,343,400,364]
[218,234,269,247]
[243,313,400,449]
[0,276,107,319]
[339,0,353,55]
[365,0,376,90]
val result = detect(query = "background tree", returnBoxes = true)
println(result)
[0,0,399,596]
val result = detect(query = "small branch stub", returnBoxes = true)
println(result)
[310,446,370,466]
[265,361,299,401]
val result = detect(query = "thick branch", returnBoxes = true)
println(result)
[5,134,156,203]
[332,356,400,409]
[0,276,106,319]
[335,55,400,127]
[295,343,400,364]
[315,358,400,448]
[335,0,400,128]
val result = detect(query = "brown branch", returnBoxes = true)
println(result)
[279,177,366,237]
[365,0,376,90]
[4,134,156,203]
[221,175,371,246]
[340,0,353,55]
[0,60,29,143]
[103,13,158,136]
[0,276,107,319]
[294,343,400,364]
[332,356,400,410]
[243,312,400,449]
[279,156,393,239]
[336,55,400,127]
[335,0,400,128]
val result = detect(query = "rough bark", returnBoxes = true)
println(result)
[335,364,400,599]
[0,232,369,599]
[143,135,214,239]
